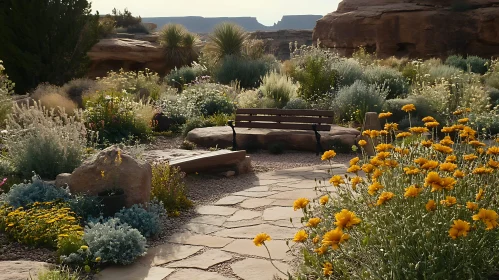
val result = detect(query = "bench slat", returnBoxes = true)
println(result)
[236,121,331,131]
[237,115,333,124]
[236,108,335,117]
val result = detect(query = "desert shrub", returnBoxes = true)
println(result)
[236,89,262,108]
[37,267,81,280]
[0,61,14,127]
[199,94,235,117]
[331,58,364,88]
[362,66,408,99]
[259,71,297,108]
[151,162,192,216]
[378,56,409,70]
[126,23,149,34]
[409,79,453,115]
[61,78,100,108]
[289,108,499,279]
[68,195,103,222]
[180,140,197,150]
[114,203,163,237]
[83,218,147,265]
[3,175,69,208]
[334,81,388,123]
[3,102,86,179]
[290,45,337,101]
[215,55,274,88]
[85,90,154,144]
[445,55,468,71]
[207,113,233,126]
[39,94,78,113]
[466,56,489,75]
[108,8,141,28]
[98,17,116,38]
[96,69,164,101]
[182,117,215,137]
[384,97,439,129]
[242,39,266,60]
[159,24,199,69]
[0,202,83,247]
[427,64,462,82]
[488,87,499,107]
[166,64,206,90]
[57,232,86,258]
[204,22,248,61]
[486,73,499,90]
[284,98,309,110]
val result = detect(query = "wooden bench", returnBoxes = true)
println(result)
[227,108,335,155]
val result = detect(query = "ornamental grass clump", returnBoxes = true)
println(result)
[275,105,499,279]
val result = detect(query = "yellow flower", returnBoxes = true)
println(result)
[314,245,328,255]
[362,130,380,138]
[398,148,412,156]
[375,143,394,152]
[378,112,393,119]
[401,104,416,112]
[421,140,433,147]
[440,196,457,207]
[410,126,429,134]
[293,230,308,242]
[446,155,457,162]
[362,163,375,173]
[476,188,485,201]
[426,199,437,211]
[421,160,439,170]
[321,150,337,161]
[439,162,457,172]
[368,182,383,195]
[404,166,420,175]
[439,136,455,146]
[334,209,361,229]
[307,217,321,228]
[422,116,436,122]
[95,257,101,262]
[358,140,367,147]
[329,175,345,186]
[372,168,384,180]
[433,144,453,154]
[312,236,319,244]
[376,192,395,206]
[253,233,271,246]
[453,170,465,178]
[458,118,469,124]
[319,195,329,205]
[453,109,464,115]
[486,146,499,155]
[100,170,105,178]
[468,140,486,147]
[440,177,456,190]
[472,208,499,230]
[293,198,310,211]
[414,157,427,164]
[347,165,361,173]
[460,126,476,140]
[7,223,14,227]
[384,122,398,131]
[463,154,478,161]
[396,132,412,138]
[322,228,349,250]
[375,152,390,160]
[404,185,422,198]
[349,157,360,166]
[441,126,454,133]
[466,202,478,211]
[448,219,470,239]
[80,245,89,250]
[488,159,499,169]
[424,172,442,191]
[323,262,333,276]
[350,176,363,190]
[472,167,494,175]
[425,121,440,128]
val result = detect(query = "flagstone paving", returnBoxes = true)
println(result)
[95,164,346,280]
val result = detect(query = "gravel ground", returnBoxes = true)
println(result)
[0,233,57,263]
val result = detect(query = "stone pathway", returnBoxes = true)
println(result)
[96,164,346,280]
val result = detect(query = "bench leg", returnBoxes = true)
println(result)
[228,121,238,151]
[312,124,323,156]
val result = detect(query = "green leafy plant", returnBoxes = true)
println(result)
[3,175,69,208]
[362,65,408,99]
[205,22,248,62]
[151,162,192,216]
[159,24,199,69]
[259,71,297,109]
[214,55,274,88]
[114,202,164,237]
[95,69,165,101]
[180,140,197,150]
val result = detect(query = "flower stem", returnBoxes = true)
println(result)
[263,243,287,276]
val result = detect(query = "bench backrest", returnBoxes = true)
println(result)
[235,108,334,131]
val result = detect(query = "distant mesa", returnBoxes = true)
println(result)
[143,15,323,33]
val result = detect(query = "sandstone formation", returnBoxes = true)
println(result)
[87,38,166,78]
[313,0,499,58]
[250,30,313,60]
[68,146,152,207]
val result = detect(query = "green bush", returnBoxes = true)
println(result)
[151,162,192,216]
[384,97,440,129]
[332,58,364,88]
[445,55,468,71]
[236,89,262,108]
[159,24,199,69]
[166,64,206,90]
[182,117,215,137]
[61,78,100,107]
[259,71,297,108]
[486,73,499,89]
[204,22,248,61]
[114,203,163,237]
[466,56,489,75]
[284,98,309,109]
[4,175,69,208]
[83,218,147,265]
[214,55,274,88]
[84,90,154,144]
[68,195,103,222]
[488,87,499,107]
[334,81,388,123]
[4,102,87,179]
[96,69,164,101]
[362,66,408,99]
[427,64,462,81]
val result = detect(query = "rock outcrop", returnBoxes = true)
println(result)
[250,30,313,60]
[87,38,166,78]
[313,0,499,58]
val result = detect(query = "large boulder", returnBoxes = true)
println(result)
[313,0,499,58]
[68,146,152,207]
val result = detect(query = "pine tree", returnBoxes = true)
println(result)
[0,0,100,93]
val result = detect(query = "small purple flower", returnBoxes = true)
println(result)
[0,178,7,187]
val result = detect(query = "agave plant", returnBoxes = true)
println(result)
[159,24,199,68]
[205,22,248,62]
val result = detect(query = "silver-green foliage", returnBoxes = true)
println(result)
[3,101,87,179]
[114,201,164,237]
[83,218,147,265]
[362,65,408,99]
[259,71,297,109]
[5,175,69,208]
[331,58,364,88]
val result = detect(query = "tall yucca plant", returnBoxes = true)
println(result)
[205,23,248,61]
[159,24,199,68]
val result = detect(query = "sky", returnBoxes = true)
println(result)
[89,0,341,26]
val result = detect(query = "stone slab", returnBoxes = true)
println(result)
[223,219,264,228]
[0,261,51,280]
[168,232,234,248]
[146,243,203,266]
[226,210,261,222]
[214,224,296,240]
[189,215,227,226]
[183,223,224,234]
[214,196,247,206]
[166,250,232,269]
[197,206,237,216]
[240,198,275,209]
[96,264,174,280]
[267,189,320,200]
[244,186,270,192]
[232,191,277,198]
[270,200,295,207]
[231,258,290,280]
[167,269,234,280]
[262,207,304,221]
[222,239,290,260]
[170,150,248,174]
